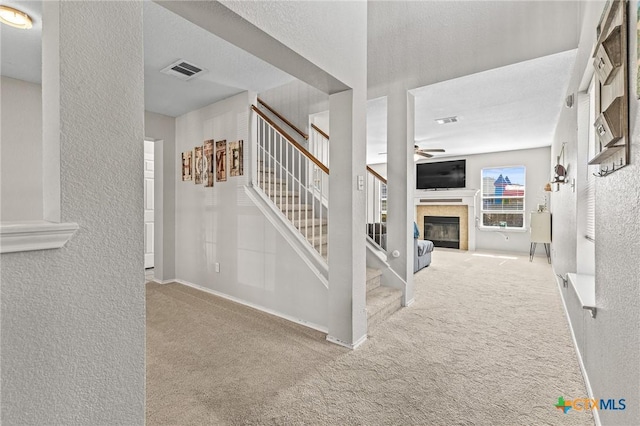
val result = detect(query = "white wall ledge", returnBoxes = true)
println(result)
[0,220,79,254]
[567,272,597,318]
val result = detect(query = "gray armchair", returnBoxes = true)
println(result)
[414,237,433,272]
[414,221,433,272]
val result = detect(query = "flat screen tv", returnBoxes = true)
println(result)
[416,159,466,190]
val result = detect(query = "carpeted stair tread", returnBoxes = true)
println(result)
[366,268,382,292]
[366,286,402,321]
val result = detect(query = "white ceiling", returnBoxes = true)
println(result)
[142,1,294,117]
[366,49,577,165]
[2,1,582,162]
[367,1,581,98]
[1,0,295,117]
[0,0,41,84]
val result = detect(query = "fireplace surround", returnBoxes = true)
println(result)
[424,216,460,249]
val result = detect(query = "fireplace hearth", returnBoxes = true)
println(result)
[424,216,460,249]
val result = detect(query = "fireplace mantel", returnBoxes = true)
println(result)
[414,189,478,251]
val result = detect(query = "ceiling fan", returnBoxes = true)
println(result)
[414,145,445,159]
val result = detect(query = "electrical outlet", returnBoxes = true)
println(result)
[215,262,220,273]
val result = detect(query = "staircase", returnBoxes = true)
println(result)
[253,100,404,333]
[259,164,328,259]
[366,268,402,331]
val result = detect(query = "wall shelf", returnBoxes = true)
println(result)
[567,273,597,318]
[0,221,78,254]
[588,145,625,165]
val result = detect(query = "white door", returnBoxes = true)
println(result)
[144,141,154,269]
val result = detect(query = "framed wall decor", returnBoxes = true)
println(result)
[588,0,629,175]
[181,151,192,181]
[204,139,214,187]
[215,140,227,182]
[194,146,203,184]
[229,140,244,177]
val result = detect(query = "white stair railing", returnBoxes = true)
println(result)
[252,105,329,260]
[309,124,330,205]
[366,166,387,251]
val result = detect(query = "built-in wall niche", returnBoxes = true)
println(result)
[588,0,629,175]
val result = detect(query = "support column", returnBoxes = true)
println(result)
[327,89,368,348]
[386,87,415,305]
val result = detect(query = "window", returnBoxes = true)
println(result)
[585,76,597,242]
[380,183,387,223]
[481,166,526,228]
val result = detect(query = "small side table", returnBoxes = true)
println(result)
[530,211,551,263]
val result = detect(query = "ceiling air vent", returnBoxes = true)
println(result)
[160,59,206,81]
[435,116,458,124]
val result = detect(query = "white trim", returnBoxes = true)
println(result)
[151,278,175,285]
[405,298,415,307]
[174,279,328,334]
[326,333,367,350]
[0,220,78,254]
[567,273,596,316]
[554,272,600,426]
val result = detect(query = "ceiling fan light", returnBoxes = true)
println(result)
[0,5,33,29]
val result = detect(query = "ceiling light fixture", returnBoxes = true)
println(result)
[0,5,33,29]
[435,116,458,125]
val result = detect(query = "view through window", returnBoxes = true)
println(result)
[481,166,526,228]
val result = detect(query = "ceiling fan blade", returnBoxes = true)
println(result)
[418,148,445,153]
[416,151,433,158]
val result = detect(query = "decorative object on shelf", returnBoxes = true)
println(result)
[544,182,552,192]
[181,151,192,181]
[565,94,574,108]
[588,0,629,172]
[229,140,244,177]
[194,146,203,184]
[215,140,227,182]
[552,143,568,184]
[204,140,214,187]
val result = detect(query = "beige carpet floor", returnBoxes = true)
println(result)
[147,249,593,425]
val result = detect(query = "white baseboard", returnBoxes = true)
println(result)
[326,333,367,350]
[173,279,328,334]
[151,278,176,285]
[553,271,600,426]
[405,298,416,307]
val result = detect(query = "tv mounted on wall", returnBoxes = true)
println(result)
[416,159,466,190]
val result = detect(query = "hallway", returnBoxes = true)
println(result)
[146,249,591,425]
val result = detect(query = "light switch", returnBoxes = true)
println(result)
[357,175,364,191]
[215,262,220,273]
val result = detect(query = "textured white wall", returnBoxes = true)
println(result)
[221,0,367,90]
[0,76,43,221]
[258,79,329,136]
[552,1,640,424]
[145,111,177,281]
[174,92,328,329]
[0,2,145,424]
